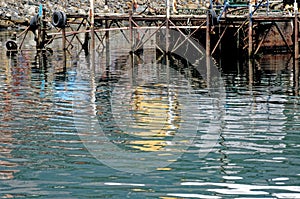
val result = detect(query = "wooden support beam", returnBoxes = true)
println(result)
[168,19,204,54]
[18,27,29,50]
[115,20,130,43]
[67,18,86,49]
[273,22,293,53]
[253,22,272,55]
[171,20,206,53]
[134,20,166,52]
[212,26,228,55]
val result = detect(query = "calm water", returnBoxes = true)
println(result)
[1,30,300,198]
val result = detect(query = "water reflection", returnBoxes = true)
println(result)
[73,47,224,173]
[1,30,300,198]
[129,84,181,152]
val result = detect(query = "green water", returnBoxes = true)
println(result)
[1,30,300,198]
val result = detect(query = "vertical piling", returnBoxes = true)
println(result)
[237,28,240,58]
[248,59,253,88]
[62,28,66,51]
[41,8,46,49]
[90,0,95,51]
[206,10,210,57]
[248,2,253,58]
[295,59,299,95]
[166,0,170,53]
[294,0,299,60]
[105,19,110,68]
[129,11,133,51]
[295,0,299,94]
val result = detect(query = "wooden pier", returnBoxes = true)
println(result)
[7,0,300,63]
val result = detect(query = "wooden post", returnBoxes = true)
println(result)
[237,27,240,57]
[90,0,95,51]
[129,11,133,51]
[248,59,253,88]
[206,10,210,57]
[294,0,299,60]
[248,2,253,58]
[295,58,299,95]
[294,0,299,93]
[41,8,46,49]
[166,0,170,53]
[105,19,110,67]
[206,53,211,89]
[62,28,66,51]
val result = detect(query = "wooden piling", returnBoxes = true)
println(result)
[41,8,46,49]
[166,0,170,53]
[248,3,253,58]
[295,58,299,95]
[206,10,210,57]
[105,20,110,67]
[129,11,133,51]
[90,0,95,51]
[294,2,299,60]
[62,28,66,51]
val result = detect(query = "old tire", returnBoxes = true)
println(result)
[6,40,18,51]
[52,11,67,28]
[29,14,39,31]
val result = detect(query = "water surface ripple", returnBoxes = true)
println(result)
[0,32,300,198]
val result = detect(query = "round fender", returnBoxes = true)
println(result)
[6,40,18,51]
[29,14,39,31]
[52,11,67,28]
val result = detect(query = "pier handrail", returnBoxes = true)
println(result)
[213,0,285,22]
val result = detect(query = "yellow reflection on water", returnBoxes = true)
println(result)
[156,167,172,171]
[126,84,181,152]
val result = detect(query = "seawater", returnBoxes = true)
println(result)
[0,30,300,198]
